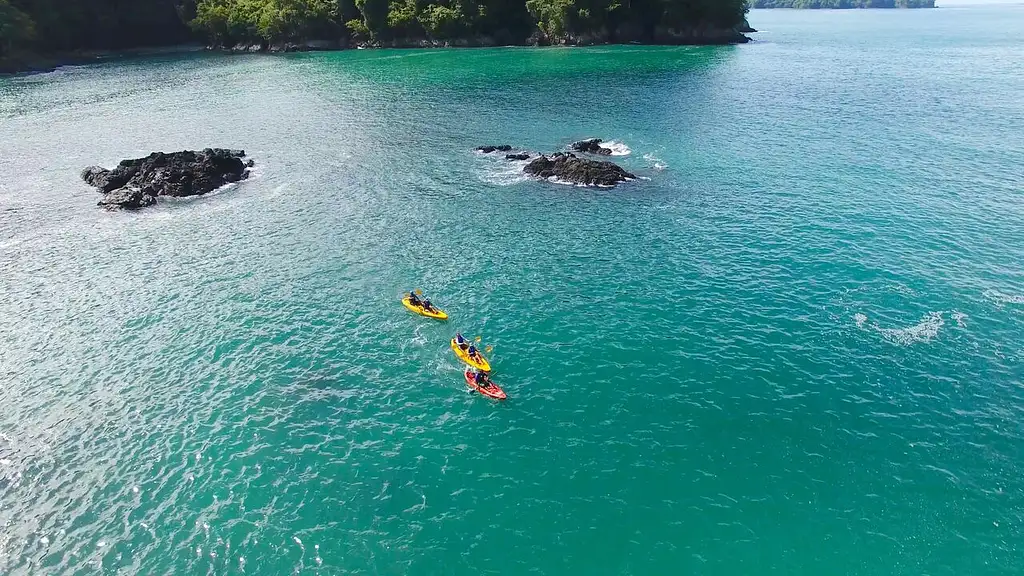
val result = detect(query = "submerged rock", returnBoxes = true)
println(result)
[571,138,611,156]
[505,153,531,161]
[477,145,512,153]
[82,149,252,210]
[523,153,634,187]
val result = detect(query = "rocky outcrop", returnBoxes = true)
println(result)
[524,153,634,187]
[97,186,156,210]
[477,145,512,153]
[81,166,113,189]
[571,138,612,155]
[82,148,252,210]
[505,153,531,161]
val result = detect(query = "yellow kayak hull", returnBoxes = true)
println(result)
[451,338,491,372]
[402,297,448,320]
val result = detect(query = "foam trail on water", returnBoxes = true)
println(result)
[875,312,944,346]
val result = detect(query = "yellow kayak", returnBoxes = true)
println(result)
[402,297,448,320]
[451,338,491,372]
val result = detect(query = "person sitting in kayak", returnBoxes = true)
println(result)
[455,333,469,350]
[474,370,489,387]
[467,345,481,361]
[422,299,435,312]
[408,291,422,307]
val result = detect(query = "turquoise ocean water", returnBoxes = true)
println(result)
[1,5,1023,574]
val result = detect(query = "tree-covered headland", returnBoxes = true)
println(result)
[1,0,752,71]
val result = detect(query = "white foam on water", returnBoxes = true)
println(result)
[854,313,868,328]
[546,176,578,187]
[888,282,916,296]
[0,237,25,250]
[264,182,290,201]
[876,312,944,346]
[548,176,630,188]
[983,289,1024,305]
[952,311,968,327]
[479,160,529,186]
[599,140,632,156]
[643,153,667,170]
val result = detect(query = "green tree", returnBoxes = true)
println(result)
[419,2,464,39]
[355,0,389,37]
[525,0,573,38]
[387,0,420,38]
[0,0,35,56]
[6,0,752,64]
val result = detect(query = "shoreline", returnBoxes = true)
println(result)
[1,28,754,77]
[0,45,207,76]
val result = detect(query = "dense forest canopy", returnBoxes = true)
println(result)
[1,0,749,60]
[750,0,933,7]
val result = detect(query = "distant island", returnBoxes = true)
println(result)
[1,0,754,74]
[751,0,934,7]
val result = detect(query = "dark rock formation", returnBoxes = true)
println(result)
[505,153,531,161]
[81,149,252,210]
[523,153,635,187]
[477,145,512,153]
[97,186,156,210]
[571,138,611,155]
[81,166,112,189]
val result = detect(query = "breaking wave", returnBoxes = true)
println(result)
[599,140,632,156]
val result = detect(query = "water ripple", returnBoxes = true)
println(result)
[2,10,1024,575]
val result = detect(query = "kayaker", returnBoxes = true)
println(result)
[422,299,435,312]
[467,345,480,361]
[474,371,488,387]
[408,291,422,306]
[455,333,468,349]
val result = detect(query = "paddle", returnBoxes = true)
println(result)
[412,289,436,313]
[470,336,495,359]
